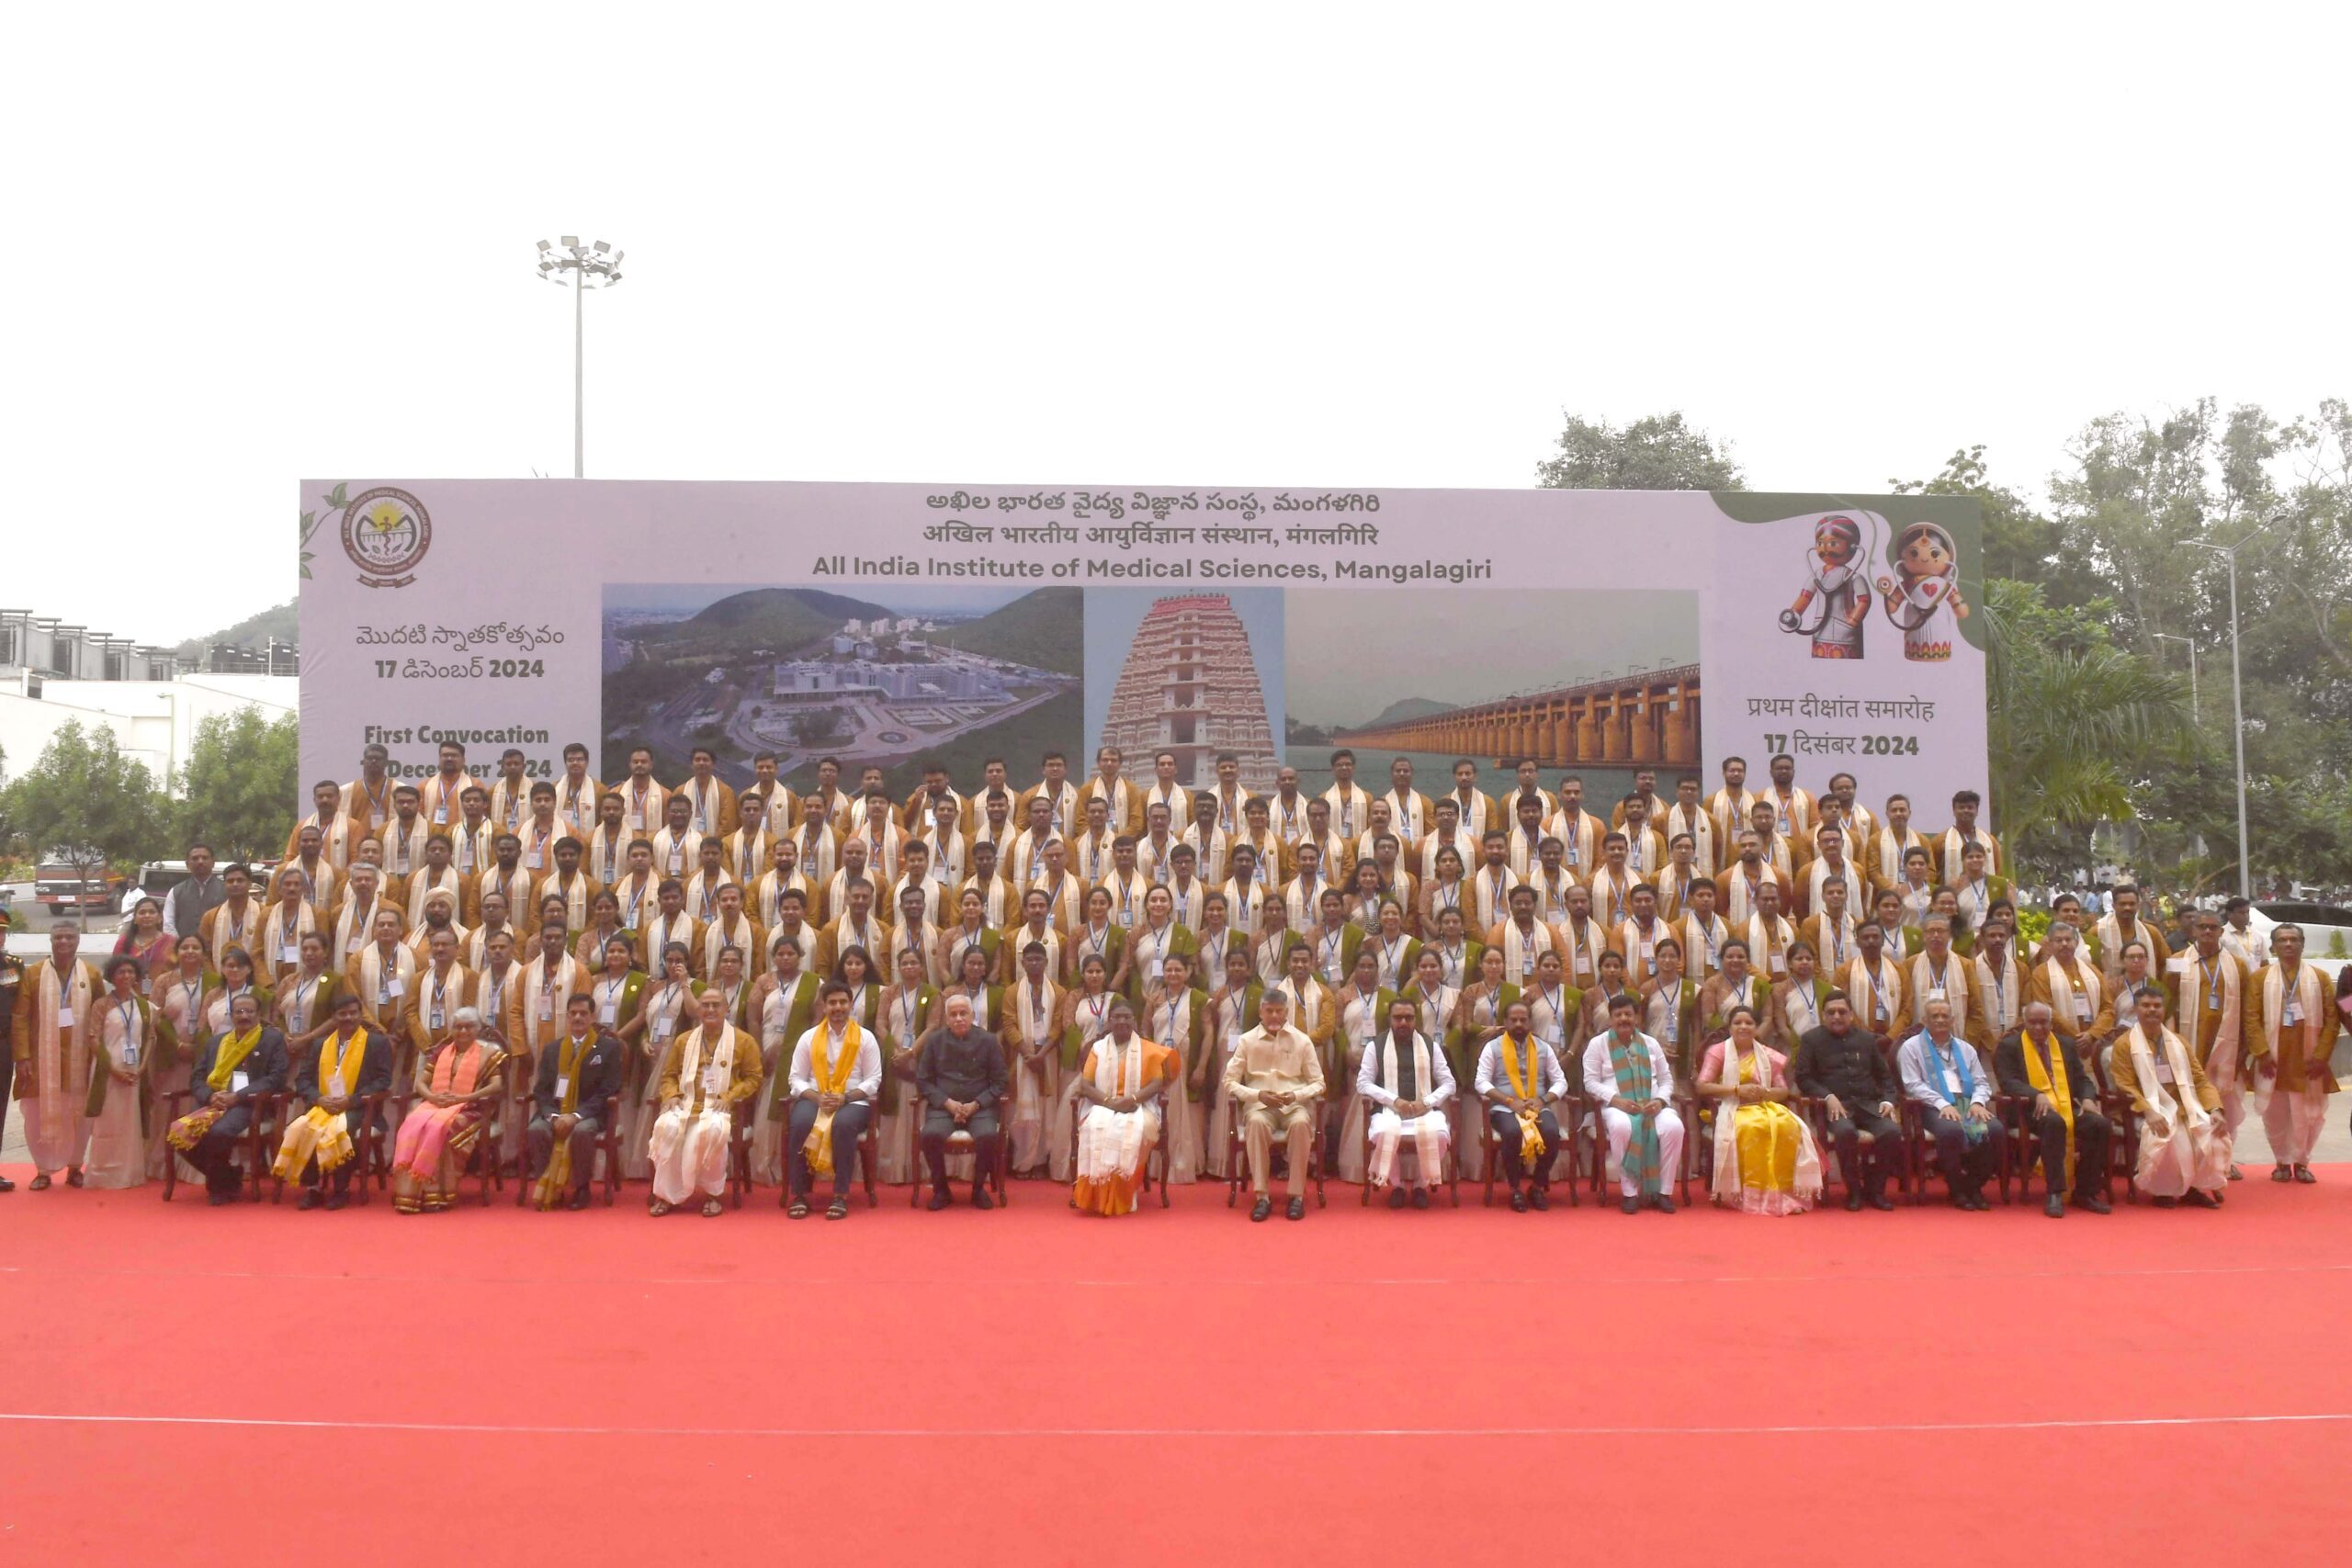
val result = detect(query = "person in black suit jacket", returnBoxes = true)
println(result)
[283,992,393,1210]
[1994,999,2113,1218]
[527,994,627,1209]
[175,992,292,1203]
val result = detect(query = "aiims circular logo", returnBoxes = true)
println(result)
[340,487,433,588]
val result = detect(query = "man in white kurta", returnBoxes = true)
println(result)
[1582,995,1686,1213]
[1359,998,1454,1207]
[647,988,763,1216]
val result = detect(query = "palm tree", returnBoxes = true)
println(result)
[1980,579,2196,872]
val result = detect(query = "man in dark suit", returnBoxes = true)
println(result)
[279,991,392,1210]
[1994,998,2113,1219]
[1791,994,1903,1212]
[175,992,292,1203]
[914,991,1008,1210]
[526,994,627,1210]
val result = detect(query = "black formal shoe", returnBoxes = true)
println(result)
[1387,1187,1409,1209]
[2043,1195,2065,1219]
[2184,1188,2222,1208]
[1285,1196,1306,1221]
[1949,1192,1973,1210]
[927,1191,952,1211]
[1845,1191,1865,1212]
[208,1189,237,1206]
[1510,1191,1528,1213]
[1250,1196,1272,1222]
[1528,1186,1551,1212]
[567,1190,592,1211]
[2150,1195,2177,1208]
[1617,1195,1637,1214]
[298,1190,324,1211]
[0,1175,15,1192]
[971,1188,995,1210]
[1652,1194,1676,1214]
[324,1191,349,1212]
[1410,1187,1430,1210]
[1867,1193,1896,1212]
[2078,1194,2112,1214]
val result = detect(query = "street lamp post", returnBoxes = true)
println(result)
[535,237,624,479]
[2152,631,2199,722]
[2186,520,2279,899]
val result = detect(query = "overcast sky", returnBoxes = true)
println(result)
[9,4,2345,646]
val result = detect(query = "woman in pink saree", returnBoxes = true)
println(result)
[390,1008,508,1213]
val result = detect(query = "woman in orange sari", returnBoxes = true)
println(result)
[390,1009,508,1213]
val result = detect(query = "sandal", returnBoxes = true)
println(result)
[28,1174,51,1191]
[825,1197,849,1220]
[787,1201,810,1219]
[648,1200,673,1216]
[2295,1166,2317,1184]
[65,1168,85,1188]
[700,1198,724,1217]
[2271,1166,2293,1182]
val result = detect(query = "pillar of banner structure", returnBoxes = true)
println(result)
[1099,593,1280,790]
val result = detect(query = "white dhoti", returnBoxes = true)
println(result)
[1074,1102,1161,1214]
[2256,1081,2328,1167]
[649,1107,731,1204]
[2135,1111,2231,1197]
[1600,1105,1686,1196]
[1365,1108,1449,1189]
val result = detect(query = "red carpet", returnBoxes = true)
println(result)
[6,1165,2351,1563]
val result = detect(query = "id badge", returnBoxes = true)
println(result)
[434,806,448,825]
[327,1073,347,1100]
[538,996,554,1021]
[123,1041,141,1068]
[385,976,405,998]
[58,1007,75,1029]
[429,1005,445,1030]
[652,1017,675,1042]
[600,999,618,1025]
[229,1070,249,1093]
[526,850,543,869]
[554,1075,571,1100]
[281,943,300,964]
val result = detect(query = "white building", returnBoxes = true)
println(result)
[0,673,297,786]
[772,660,1006,703]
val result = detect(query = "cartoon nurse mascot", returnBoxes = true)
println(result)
[1777,513,1872,659]
[1878,521,1967,661]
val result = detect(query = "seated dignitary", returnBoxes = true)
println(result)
[1583,994,1686,1214]
[648,987,763,1217]
[389,1007,507,1213]
[1790,994,1901,1211]
[916,990,1010,1210]
[1695,1004,1823,1215]
[166,991,290,1203]
[786,979,881,1220]
[2108,984,2229,1208]
[1476,998,1566,1212]
[1896,997,2007,1211]
[271,991,393,1210]
[1071,997,1176,1215]
[1222,988,1325,1222]
[1359,996,1456,1208]
[1993,998,2113,1218]
[527,993,628,1210]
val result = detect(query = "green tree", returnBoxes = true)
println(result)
[175,709,300,862]
[4,720,172,906]
[792,706,848,746]
[1978,580,2196,875]
[1535,412,1743,491]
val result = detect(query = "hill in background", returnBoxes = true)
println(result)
[177,600,297,660]
[928,587,1081,676]
[639,587,896,655]
[1361,695,1453,728]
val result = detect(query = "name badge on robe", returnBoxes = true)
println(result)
[526,849,544,869]
[700,1064,727,1097]
[229,1070,249,1093]
[2154,1055,2175,1083]
[2071,987,2088,1022]
[1940,1066,1962,1094]
[122,1039,141,1068]
[345,935,362,955]
[1927,986,1948,1003]
[282,942,300,964]
[1770,952,1787,975]
[554,1075,571,1100]
[600,998,618,1024]
[628,808,646,829]
[652,1017,675,1042]
[539,995,555,1021]
[58,1007,75,1029]
[2285,995,2303,1026]
[434,806,449,824]
[384,976,405,999]
[328,1072,347,1099]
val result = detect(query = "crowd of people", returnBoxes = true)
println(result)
[5,739,2346,1223]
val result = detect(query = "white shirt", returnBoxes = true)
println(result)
[786,1021,884,1100]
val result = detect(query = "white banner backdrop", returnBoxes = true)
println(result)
[296,479,1984,811]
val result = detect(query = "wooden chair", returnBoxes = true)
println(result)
[2090,1041,2140,1205]
[269,1092,390,1204]
[1357,1105,1460,1206]
[1067,1098,1172,1209]
[514,1090,626,1207]
[910,1116,1010,1206]
[159,1089,285,1202]
[728,1100,757,1208]
[1223,1110,1327,1209]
